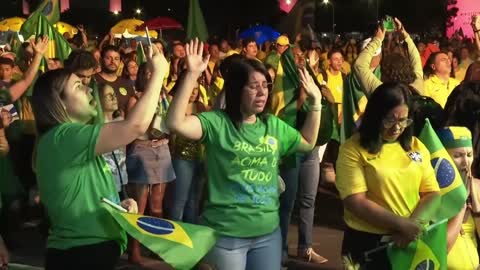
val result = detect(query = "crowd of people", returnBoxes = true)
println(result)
[0,12,480,270]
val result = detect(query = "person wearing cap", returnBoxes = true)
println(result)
[264,35,290,69]
[437,126,480,270]
[353,17,424,96]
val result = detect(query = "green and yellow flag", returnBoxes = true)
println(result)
[20,0,60,38]
[387,219,447,270]
[419,119,468,221]
[136,42,147,66]
[339,68,380,143]
[187,0,209,42]
[269,47,300,128]
[105,206,217,270]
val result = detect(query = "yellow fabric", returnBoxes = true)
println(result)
[424,75,460,108]
[270,61,285,116]
[341,61,351,75]
[336,135,440,234]
[425,75,460,108]
[455,67,466,82]
[199,84,209,107]
[447,215,479,270]
[208,61,216,74]
[256,50,266,61]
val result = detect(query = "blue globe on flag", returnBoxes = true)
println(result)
[137,217,175,235]
[431,157,455,188]
[42,0,53,16]
[414,259,435,270]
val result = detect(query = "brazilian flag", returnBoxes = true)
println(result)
[20,0,60,38]
[419,119,468,221]
[105,206,217,270]
[269,46,300,128]
[387,219,447,270]
[36,14,72,66]
[339,68,380,143]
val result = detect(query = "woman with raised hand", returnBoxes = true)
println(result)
[30,44,168,270]
[166,39,321,270]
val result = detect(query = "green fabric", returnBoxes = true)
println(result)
[197,111,301,237]
[36,123,127,251]
[36,14,72,64]
[187,0,209,41]
[387,219,447,270]
[90,79,104,125]
[419,119,467,221]
[264,52,280,69]
[340,67,381,144]
[136,44,147,66]
[276,47,300,128]
[105,206,217,270]
[20,0,60,38]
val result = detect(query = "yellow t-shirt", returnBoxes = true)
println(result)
[336,135,439,234]
[447,214,479,270]
[424,75,460,108]
[316,70,344,122]
[454,68,467,82]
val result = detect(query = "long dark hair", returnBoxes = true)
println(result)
[444,81,480,177]
[223,57,272,127]
[359,82,413,154]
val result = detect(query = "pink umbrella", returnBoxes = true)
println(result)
[137,17,183,38]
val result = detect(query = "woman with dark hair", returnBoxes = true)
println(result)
[167,39,322,270]
[30,45,168,270]
[336,82,441,269]
[444,81,480,178]
[125,62,176,265]
[409,95,445,136]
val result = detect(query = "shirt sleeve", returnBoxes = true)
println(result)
[335,138,368,199]
[197,111,221,144]
[405,36,425,95]
[272,116,301,157]
[352,37,382,95]
[53,123,101,164]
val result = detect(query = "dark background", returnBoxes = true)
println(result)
[1,0,452,39]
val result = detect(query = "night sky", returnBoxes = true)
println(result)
[1,0,449,39]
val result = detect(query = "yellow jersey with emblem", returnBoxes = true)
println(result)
[336,134,440,234]
[424,75,460,108]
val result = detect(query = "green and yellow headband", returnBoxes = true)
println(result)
[437,126,472,149]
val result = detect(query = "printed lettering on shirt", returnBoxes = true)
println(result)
[229,135,279,205]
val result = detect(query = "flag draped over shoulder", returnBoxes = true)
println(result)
[187,0,209,42]
[387,219,447,270]
[20,0,60,38]
[269,47,300,128]
[419,119,467,221]
[105,206,217,270]
[339,68,380,143]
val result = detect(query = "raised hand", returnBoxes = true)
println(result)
[375,25,386,42]
[146,44,169,79]
[299,67,322,105]
[394,17,408,38]
[31,36,49,56]
[185,38,210,75]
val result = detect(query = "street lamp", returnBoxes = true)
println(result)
[323,0,335,38]
[136,8,142,14]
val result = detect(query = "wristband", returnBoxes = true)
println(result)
[309,104,322,111]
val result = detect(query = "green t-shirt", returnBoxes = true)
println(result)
[36,123,127,251]
[197,111,301,237]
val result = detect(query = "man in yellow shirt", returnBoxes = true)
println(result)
[424,52,460,108]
